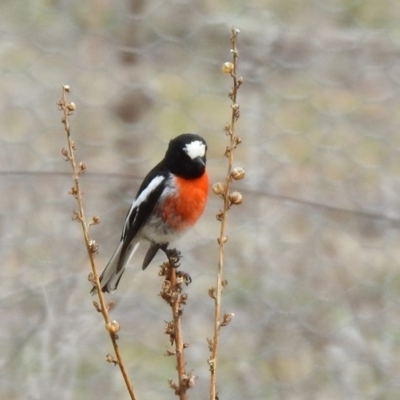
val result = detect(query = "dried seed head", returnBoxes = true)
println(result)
[63,85,70,92]
[215,210,224,221]
[79,161,86,173]
[111,320,120,333]
[208,357,215,371]
[229,191,243,205]
[212,182,226,196]
[91,215,100,225]
[69,186,77,195]
[182,372,197,388]
[217,236,228,245]
[93,301,102,312]
[208,287,216,299]
[106,353,118,365]
[67,102,76,111]
[180,293,188,305]
[106,320,120,334]
[88,240,98,254]
[221,62,234,74]
[231,167,245,180]
[164,320,175,335]
[221,312,235,327]
[88,272,95,283]
[61,148,69,160]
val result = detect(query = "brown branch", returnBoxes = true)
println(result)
[209,28,244,400]
[57,85,138,400]
[159,251,195,399]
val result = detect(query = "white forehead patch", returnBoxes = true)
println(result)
[184,140,206,159]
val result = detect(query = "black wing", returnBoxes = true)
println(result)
[117,163,169,272]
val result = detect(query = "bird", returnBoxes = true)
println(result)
[91,133,208,294]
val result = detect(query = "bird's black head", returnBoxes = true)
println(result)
[164,133,207,179]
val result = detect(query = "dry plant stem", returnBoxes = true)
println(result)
[161,252,194,399]
[209,28,242,400]
[58,86,137,400]
[169,266,188,400]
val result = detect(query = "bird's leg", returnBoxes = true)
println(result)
[159,244,192,287]
[160,244,182,268]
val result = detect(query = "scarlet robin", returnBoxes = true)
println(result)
[91,133,208,294]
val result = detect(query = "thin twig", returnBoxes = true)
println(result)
[57,85,137,400]
[209,28,244,400]
[159,252,195,399]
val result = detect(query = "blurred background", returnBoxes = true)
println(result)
[2,0,400,399]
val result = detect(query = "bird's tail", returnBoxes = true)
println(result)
[90,240,140,295]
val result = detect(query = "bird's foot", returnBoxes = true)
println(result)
[160,244,182,268]
[166,248,182,268]
[176,270,192,285]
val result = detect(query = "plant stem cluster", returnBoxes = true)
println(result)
[57,26,243,400]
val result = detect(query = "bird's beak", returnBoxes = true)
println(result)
[194,156,205,167]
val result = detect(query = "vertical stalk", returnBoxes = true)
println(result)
[57,86,137,400]
[160,254,195,398]
[209,28,243,400]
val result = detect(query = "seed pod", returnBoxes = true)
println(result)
[106,320,120,334]
[221,312,235,327]
[212,182,226,196]
[229,191,243,205]
[221,62,234,74]
[231,167,245,180]
[67,102,76,111]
